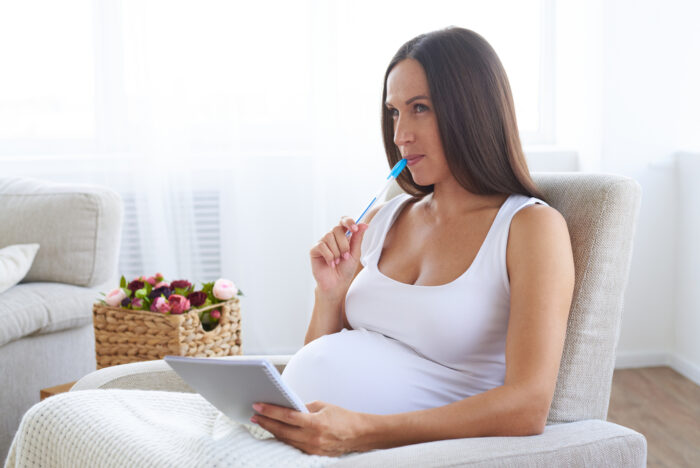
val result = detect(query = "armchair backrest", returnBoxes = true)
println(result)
[385,172,642,424]
[532,173,641,423]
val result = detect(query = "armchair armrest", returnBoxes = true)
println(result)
[331,419,646,467]
[71,355,293,392]
[0,177,123,287]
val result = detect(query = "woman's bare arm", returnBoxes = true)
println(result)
[304,203,384,345]
[353,204,575,449]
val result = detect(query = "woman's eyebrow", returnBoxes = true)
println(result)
[385,95,430,107]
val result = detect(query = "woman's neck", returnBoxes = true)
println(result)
[423,179,508,224]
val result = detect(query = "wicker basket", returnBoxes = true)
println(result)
[93,297,242,369]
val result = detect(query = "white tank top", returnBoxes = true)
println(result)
[282,192,548,415]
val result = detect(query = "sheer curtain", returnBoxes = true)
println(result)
[0,0,548,354]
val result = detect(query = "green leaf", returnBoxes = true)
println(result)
[237,289,244,296]
[121,287,131,298]
[135,288,148,299]
[120,275,127,288]
[99,292,106,296]
[201,282,214,295]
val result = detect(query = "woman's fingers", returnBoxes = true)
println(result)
[340,216,359,234]
[323,231,342,260]
[315,242,336,268]
[312,217,360,269]
[331,225,351,259]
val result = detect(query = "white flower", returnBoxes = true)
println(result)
[212,278,237,300]
[105,288,127,307]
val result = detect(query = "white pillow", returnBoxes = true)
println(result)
[0,244,40,294]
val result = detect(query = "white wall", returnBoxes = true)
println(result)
[675,153,700,382]
[556,0,700,383]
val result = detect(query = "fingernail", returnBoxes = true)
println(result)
[252,403,263,411]
[352,225,358,232]
[250,416,258,423]
[335,258,340,265]
[342,252,350,260]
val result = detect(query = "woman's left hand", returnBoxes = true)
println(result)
[251,400,369,456]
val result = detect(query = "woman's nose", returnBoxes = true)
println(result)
[393,117,415,147]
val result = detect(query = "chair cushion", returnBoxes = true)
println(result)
[0,282,98,347]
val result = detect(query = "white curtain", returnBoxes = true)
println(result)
[0,0,546,354]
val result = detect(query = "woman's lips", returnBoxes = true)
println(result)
[406,155,425,166]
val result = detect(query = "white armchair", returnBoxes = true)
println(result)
[5,173,647,467]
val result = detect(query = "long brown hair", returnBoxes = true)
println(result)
[381,26,544,200]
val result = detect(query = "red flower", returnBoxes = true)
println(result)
[168,294,191,315]
[170,280,192,290]
[127,280,145,292]
[187,291,207,307]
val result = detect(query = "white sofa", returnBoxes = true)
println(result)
[0,177,123,462]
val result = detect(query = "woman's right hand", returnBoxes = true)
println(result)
[310,216,369,299]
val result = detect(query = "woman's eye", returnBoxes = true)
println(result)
[388,104,428,118]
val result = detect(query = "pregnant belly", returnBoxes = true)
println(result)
[281,328,467,415]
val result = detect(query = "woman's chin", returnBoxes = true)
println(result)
[409,172,430,187]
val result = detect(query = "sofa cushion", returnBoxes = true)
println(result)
[0,177,123,288]
[0,282,98,347]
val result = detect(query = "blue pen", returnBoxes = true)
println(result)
[345,158,408,237]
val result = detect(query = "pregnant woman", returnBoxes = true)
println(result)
[249,26,575,456]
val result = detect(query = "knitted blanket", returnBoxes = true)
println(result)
[6,389,363,467]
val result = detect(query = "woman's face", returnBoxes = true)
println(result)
[385,58,450,187]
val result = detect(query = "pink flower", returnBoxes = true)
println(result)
[105,288,127,307]
[210,309,221,320]
[150,297,171,314]
[131,298,144,309]
[212,279,237,300]
[168,294,191,315]
[155,281,170,289]
[145,276,157,286]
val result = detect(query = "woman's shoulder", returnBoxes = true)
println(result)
[511,199,567,236]
[508,202,571,263]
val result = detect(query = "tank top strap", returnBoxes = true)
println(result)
[359,193,413,268]
[478,194,550,293]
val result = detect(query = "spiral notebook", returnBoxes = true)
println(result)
[164,355,308,426]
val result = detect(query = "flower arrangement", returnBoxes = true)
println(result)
[98,273,244,331]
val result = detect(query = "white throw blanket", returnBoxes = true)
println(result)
[6,389,363,467]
